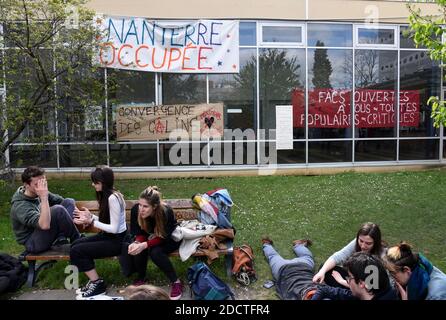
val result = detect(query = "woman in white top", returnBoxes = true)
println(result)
[70,166,127,299]
[313,222,386,288]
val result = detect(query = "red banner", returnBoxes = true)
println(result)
[292,88,420,128]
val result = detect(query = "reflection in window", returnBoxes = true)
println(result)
[240,22,256,46]
[308,141,352,163]
[306,48,353,139]
[308,24,352,47]
[9,145,57,168]
[357,28,395,45]
[400,26,428,49]
[108,70,155,141]
[109,144,157,166]
[160,143,208,166]
[399,139,439,160]
[354,50,398,138]
[259,48,305,139]
[400,51,440,137]
[209,142,257,165]
[262,25,302,43]
[209,49,256,133]
[59,144,107,167]
[162,74,206,105]
[355,140,396,161]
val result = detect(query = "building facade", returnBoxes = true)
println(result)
[4,0,446,174]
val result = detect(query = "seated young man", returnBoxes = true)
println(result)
[262,237,398,300]
[10,166,80,253]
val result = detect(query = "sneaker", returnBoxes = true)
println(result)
[75,280,92,295]
[292,239,313,247]
[76,279,106,300]
[170,280,183,300]
[261,236,273,246]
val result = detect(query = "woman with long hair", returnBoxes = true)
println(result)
[384,242,446,300]
[70,166,127,299]
[119,186,182,300]
[312,222,386,288]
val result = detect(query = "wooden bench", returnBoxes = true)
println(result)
[19,199,234,287]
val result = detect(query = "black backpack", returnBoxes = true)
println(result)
[0,253,27,294]
[187,262,235,300]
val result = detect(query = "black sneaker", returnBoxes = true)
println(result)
[76,279,106,299]
[52,236,69,247]
[75,280,92,295]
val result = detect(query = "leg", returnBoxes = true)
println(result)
[262,244,290,281]
[291,244,315,270]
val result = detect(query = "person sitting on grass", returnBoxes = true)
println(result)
[384,241,446,300]
[261,236,398,300]
[118,186,183,300]
[10,166,80,254]
[312,222,387,288]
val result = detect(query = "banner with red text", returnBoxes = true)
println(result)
[116,103,224,141]
[292,89,420,128]
[95,16,239,73]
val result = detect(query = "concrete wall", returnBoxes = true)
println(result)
[87,0,439,22]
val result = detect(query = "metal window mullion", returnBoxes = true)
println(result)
[396,41,400,162]
[53,46,60,169]
[305,37,309,165]
[2,47,10,167]
[256,23,260,167]
[352,47,356,164]
[104,68,110,166]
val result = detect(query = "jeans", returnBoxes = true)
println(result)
[262,243,314,281]
[25,198,80,253]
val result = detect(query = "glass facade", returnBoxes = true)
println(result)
[3,22,444,170]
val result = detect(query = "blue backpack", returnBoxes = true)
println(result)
[187,262,235,300]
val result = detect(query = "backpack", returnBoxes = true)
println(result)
[187,262,235,300]
[0,253,27,294]
[232,245,257,286]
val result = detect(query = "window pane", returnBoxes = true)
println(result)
[108,70,155,141]
[308,24,352,47]
[209,49,256,133]
[160,143,208,166]
[259,48,306,139]
[355,140,396,161]
[400,51,440,137]
[262,26,302,43]
[109,144,157,166]
[277,142,305,164]
[240,22,256,46]
[9,145,57,168]
[162,74,206,105]
[307,49,353,139]
[399,139,439,160]
[59,144,107,167]
[400,26,428,49]
[308,141,352,163]
[354,50,398,138]
[209,142,257,165]
[358,28,395,45]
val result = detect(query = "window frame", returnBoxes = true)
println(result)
[354,24,398,49]
[259,22,305,47]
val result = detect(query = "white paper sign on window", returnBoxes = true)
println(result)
[275,105,293,150]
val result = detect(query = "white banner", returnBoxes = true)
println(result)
[95,16,239,73]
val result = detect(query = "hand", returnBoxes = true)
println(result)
[395,281,408,300]
[73,208,93,225]
[332,270,349,288]
[128,242,146,256]
[313,271,325,283]
[35,177,49,199]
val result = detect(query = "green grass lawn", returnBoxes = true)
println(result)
[1,169,446,299]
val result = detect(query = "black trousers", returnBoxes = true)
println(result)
[25,198,80,253]
[70,231,126,273]
[119,239,180,283]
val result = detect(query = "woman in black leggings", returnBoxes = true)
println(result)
[119,186,182,300]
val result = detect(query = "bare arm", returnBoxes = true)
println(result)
[36,177,51,230]
[313,257,337,283]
